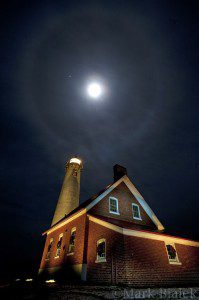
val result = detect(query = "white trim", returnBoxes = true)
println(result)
[70,158,81,165]
[71,227,76,233]
[169,261,182,265]
[86,179,124,211]
[68,227,76,254]
[88,215,199,247]
[46,238,54,260]
[89,215,123,234]
[109,211,120,215]
[43,209,86,235]
[109,197,120,215]
[44,175,164,236]
[132,203,142,220]
[95,258,107,263]
[165,242,181,265]
[85,175,165,231]
[55,233,63,258]
[124,176,164,230]
[66,252,74,256]
[96,238,106,263]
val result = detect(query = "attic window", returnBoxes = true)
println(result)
[46,238,53,259]
[132,203,141,220]
[96,239,106,263]
[68,227,76,254]
[109,197,119,215]
[55,234,63,258]
[166,243,181,265]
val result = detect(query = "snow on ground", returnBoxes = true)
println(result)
[48,286,199,299]
[1,283,199,299]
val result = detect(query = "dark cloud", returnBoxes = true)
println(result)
[0,0,199,280]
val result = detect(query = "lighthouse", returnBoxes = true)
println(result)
[51,157,83,226]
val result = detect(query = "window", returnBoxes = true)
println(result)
[165,243,181,264]
[96,239,106,262]
[68,228,76,254]
[109,197,119,214]
[46,238,53,259]
[73,170,77,177]
[132,203,141,220]
[55,234,63,258]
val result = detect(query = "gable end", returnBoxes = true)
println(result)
[85,175,165,231]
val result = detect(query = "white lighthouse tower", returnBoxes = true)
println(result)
[51,157,83,226]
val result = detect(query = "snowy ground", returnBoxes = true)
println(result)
[47,286,199,300]
[1,283,199,299]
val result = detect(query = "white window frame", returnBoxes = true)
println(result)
[132,203,142,220]
[46,238,53,260]
[109,197,120,215]
[55,233,63,259]
[95,238,106,263]
[165,242,181,265]
[67,227,76,256]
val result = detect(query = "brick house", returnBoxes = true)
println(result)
[39,158,199,286]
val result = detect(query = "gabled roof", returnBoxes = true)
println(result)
[89,214,158,231]
[44,175,164,235]
[85,175,164,231]
[88,214,199,247]
[50,183,112,227]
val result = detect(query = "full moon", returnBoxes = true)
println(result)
[87,82,102,98]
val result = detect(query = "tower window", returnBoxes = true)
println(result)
[55,234,63,258]
[165,243,181,264]
[132,203,141,220]
[46,238,53,259]
[73,170,77,177]
[96,239,106,263]
[68,228,76,254]
[109,197,119,214]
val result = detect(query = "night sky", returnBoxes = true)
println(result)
[1,0,199,280]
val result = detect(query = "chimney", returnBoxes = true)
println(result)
[113,164,127,182]
[51,157,83,226]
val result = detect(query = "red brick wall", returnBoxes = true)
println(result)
[122,236,199,286]
[86,220,199,286]
[86,217,123,283]
[39,214,86,272]
[90,182,156,229]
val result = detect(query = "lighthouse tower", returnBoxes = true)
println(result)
[51,157,83,226]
